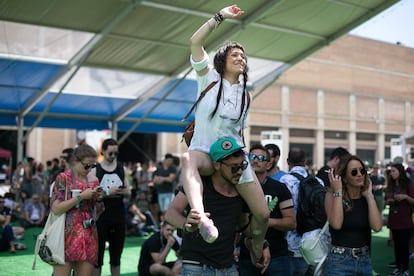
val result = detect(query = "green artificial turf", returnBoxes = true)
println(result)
[0,227,176,276]
[0,225,412,275]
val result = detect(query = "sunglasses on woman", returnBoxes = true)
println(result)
[350,168,367,177]
[220,160,248,174]
[80,161,97,170]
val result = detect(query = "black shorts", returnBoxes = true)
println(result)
[140,261,176,275]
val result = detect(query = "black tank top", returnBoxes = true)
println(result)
[96,162,125,223]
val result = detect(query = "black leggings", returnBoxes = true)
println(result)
[391,228,411,271]
[96,220,126,267]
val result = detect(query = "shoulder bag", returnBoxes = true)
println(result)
[32,179,68,269]
[300,221,330,268]
[181,81,217,147]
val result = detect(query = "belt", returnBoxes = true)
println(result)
[182,260,232,269]
[331,245,369,258]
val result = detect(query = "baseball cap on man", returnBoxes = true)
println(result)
[210,137,244,161]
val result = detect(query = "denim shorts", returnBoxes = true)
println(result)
[182,263,238,276]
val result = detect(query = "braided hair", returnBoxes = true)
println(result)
[211,42,249,121]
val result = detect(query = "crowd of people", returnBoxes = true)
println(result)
[0,4,413,276]
[0,139,413,276]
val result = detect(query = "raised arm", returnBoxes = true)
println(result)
[326,170,344,229]
[190,5,244,75]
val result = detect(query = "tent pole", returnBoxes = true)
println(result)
[16,116,24,163]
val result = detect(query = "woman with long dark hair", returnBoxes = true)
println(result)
[385,163,414,276]
[325,155,382,275]
[181,4,269,266]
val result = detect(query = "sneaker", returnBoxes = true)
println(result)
[401,270,409,276]
[410,252,414,260]
[199,218,218,243]
[14,242,27,250]
[388,261,397,268]
[389,268,401,276]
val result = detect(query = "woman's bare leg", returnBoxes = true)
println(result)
[182,150,217,242]
[53,263,72,276]
[236,173,269,263]
[73,261,95,276]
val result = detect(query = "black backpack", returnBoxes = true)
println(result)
[291,173,327,235]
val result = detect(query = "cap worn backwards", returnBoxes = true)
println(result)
[210,137,244,162]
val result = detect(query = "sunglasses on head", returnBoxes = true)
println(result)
[220,160,248,174]
[108,151,119,157]
[80,161,96,170]
[249,153,268,162]
[350,168,367,177]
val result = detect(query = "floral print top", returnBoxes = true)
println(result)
[52,170,101,265]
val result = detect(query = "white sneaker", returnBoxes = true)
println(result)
[199,218,218,244]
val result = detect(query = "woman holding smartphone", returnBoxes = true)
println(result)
[51,144,104,276]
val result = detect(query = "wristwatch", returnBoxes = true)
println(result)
[333,192,342,198]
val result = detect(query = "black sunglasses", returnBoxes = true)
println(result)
[249,153,268,162]
[350,168,367,177]
[80,161,97,170]
[108,151,119,157]
[220,160,248,174]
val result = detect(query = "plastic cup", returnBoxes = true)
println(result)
[71,189,81,197]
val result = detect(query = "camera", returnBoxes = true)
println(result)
[82,218,96,229]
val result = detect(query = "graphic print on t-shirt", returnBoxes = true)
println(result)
[99,173,123,194]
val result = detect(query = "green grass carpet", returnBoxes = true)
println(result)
[0,226,412,275]
[0,227,171,276]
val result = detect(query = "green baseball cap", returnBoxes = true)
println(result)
[210,137,244,161]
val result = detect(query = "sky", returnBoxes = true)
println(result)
[349,0,414,48]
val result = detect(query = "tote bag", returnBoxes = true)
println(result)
[300,221,330,267]
[32,186,67,269]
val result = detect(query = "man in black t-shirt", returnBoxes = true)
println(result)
[138,221,181,275]
[165,137,270,274]
[153,154,177,213]
[239,144,295,276]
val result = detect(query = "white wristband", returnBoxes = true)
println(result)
[190,49,209,72]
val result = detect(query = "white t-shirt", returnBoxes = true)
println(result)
[188,56,253,184]
[188,68,249,153]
